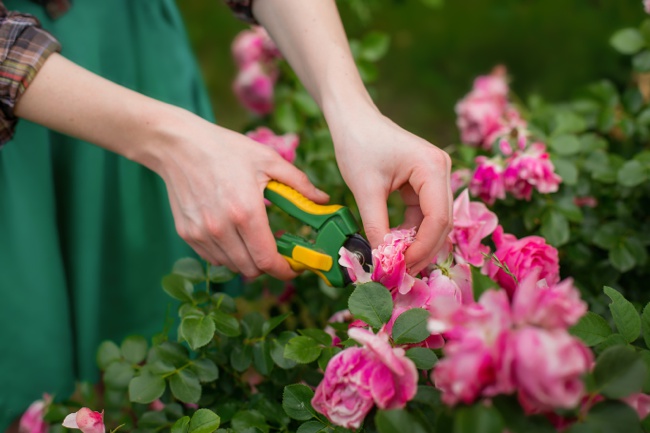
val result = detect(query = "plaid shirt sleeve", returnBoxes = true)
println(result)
[224,0,258,24]
[0,3,61,147]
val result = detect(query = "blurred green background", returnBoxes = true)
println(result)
[177,0,643,146]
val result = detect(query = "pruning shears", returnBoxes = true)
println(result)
[264,180,372,287]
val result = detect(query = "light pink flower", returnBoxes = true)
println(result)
[503,143,561,200]
[451,169,472,195]
[149,400,165,412]
[484,226,560,297]
[232,26,281,68]
[19,395,51,433]
[325,309,353,346]
[246,127,299,163]
[371,228,417,294]
[622,393,650,419]
[511,328,592,411]
[338,246,373,285]
[512,270,587,330]
[645,0,650,14]
[233,62,276,115]
[451,189,498,267]
[469,156,506,205]
[62,408,105,433]
[312,328,417,429]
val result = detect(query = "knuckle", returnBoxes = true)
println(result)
[204,218,224,239]
[255,255,276,273]
[228,204,254,226]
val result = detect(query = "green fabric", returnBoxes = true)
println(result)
[0,1,215,428]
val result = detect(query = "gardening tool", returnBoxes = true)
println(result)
[264,180,372,287]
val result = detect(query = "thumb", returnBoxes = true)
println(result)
[267,159,330,204]
[355,188,390,249]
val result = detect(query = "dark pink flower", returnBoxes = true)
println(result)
[451,189,498,267]
[246,126,299,163]
[484,226,560,297]
[312,328,417,429]
[469,156,506,205]
[233,62,276,115]
[503,143,561,200]
[62,408,105,433]
[19,395,51,433]
[371,228,417,294]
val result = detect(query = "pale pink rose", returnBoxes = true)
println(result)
[512,270,587,330]
[19,395,51,433]
[233,62,276,115]
[246,126,299,163]
[511,328,592,411]
[312,328,418,428]
[451,169,472,195]
[451,189,498,267]
[338,246,373,285]
[62,408,105,433]
[325,309,353,346]
[622,393,650,419]
[232,26,281,68]
[469,156,506,205]
[472,66,509,99]
[371,228,417,294]
[503,143,561,200]
[645,0,650,14]
[484,226,560,297]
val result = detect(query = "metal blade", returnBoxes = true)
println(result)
[341,234,372,286]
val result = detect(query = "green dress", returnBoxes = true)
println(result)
[0,1,214,428]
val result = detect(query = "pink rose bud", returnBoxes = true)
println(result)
[232,26,281,68]
[245,126,299,164]
[149,399,165,412]
[312,328,418,429]
[469,156,506,205]
[62,408,105,433]
[371,228,417,294]
[450,169,472,195]
[503,143,561,200]
[512,270,587,330]
[645,0,650,14]
[233,62,276,116]
[451,189,498,267]
[511,328,592,412]
[484,226,560,297]
[622,393,650,419]
[19,395,51,433]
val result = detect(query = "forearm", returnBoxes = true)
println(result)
[14,53,188,172]
[252,0,377,123]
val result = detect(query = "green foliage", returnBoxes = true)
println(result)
[391,308,431,344]
[347,282,393,328]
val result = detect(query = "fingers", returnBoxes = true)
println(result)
[355,182,391,249]
[268,159,330,204]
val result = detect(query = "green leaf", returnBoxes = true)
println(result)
[190,358,219,383]
[208,266,235,283]
[104,360,135,389]
[375,409,428,433]
[296,421,328,433]
[540,210,570,247]
[610,28,645,55]
[405,347,438,370]
[211,293,236,313]
[293,91,320,117]
[633,50,650,72]
[549,135,581,156]
[162,274,194,303]
[231,410,269,433]
[604,286,641,342]
[253,341,274,376]
[97,341,121,370]
[189,409,221,433]
[211,310,241,337]
[553,112,587,135]
[262,312,292,337]
[129,371,166,404]
[298,329,333,347]
[593,223,626,250]
[148,342,189,367]
[121,335,148,364]
[569,312,613,346]
[609,244,637,273]
[391,308,431,344]
[230,344,253,372]
[284,336,322,364]
[173,258,205,283]
[453,404,504,433]
[170,369,202,404]
[172,417,190,433]
[356,60,379,83]
[595,333,628,353]
[274,101,300,133]
[270,331,298,370]
[551,157,578,186]
[593,345,647,398]
[181,315,216,350]
[282,384,318,421]
[348,282,393,328]
[582,400,643,433]
[617,160,647,187]
[360,32,390,62]
[640,350,650,393]
[139,411,169,428]
[643,304,650,350]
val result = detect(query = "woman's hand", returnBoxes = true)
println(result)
[328,105,453,275]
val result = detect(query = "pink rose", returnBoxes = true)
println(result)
[451,169,472,195]
[233,62,276,115]
[451,189,498,267]
[19,395,51,433]
[622,393,650,419]
[456,97,507,148]
[512,270,587,330]
[503,143,561,200]
[62,408,105,433]
[232,26,281,68]
[484,226,560,297]
[469,156,506,205]
[246,127,299,163]
[312,328,418,429]
[371,228,417,294]
[148,399,165,412]
[338,246,372,285]
[511,328,592,411]
[645,0,650,14]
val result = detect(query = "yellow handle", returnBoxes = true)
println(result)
[266,180,342,215]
